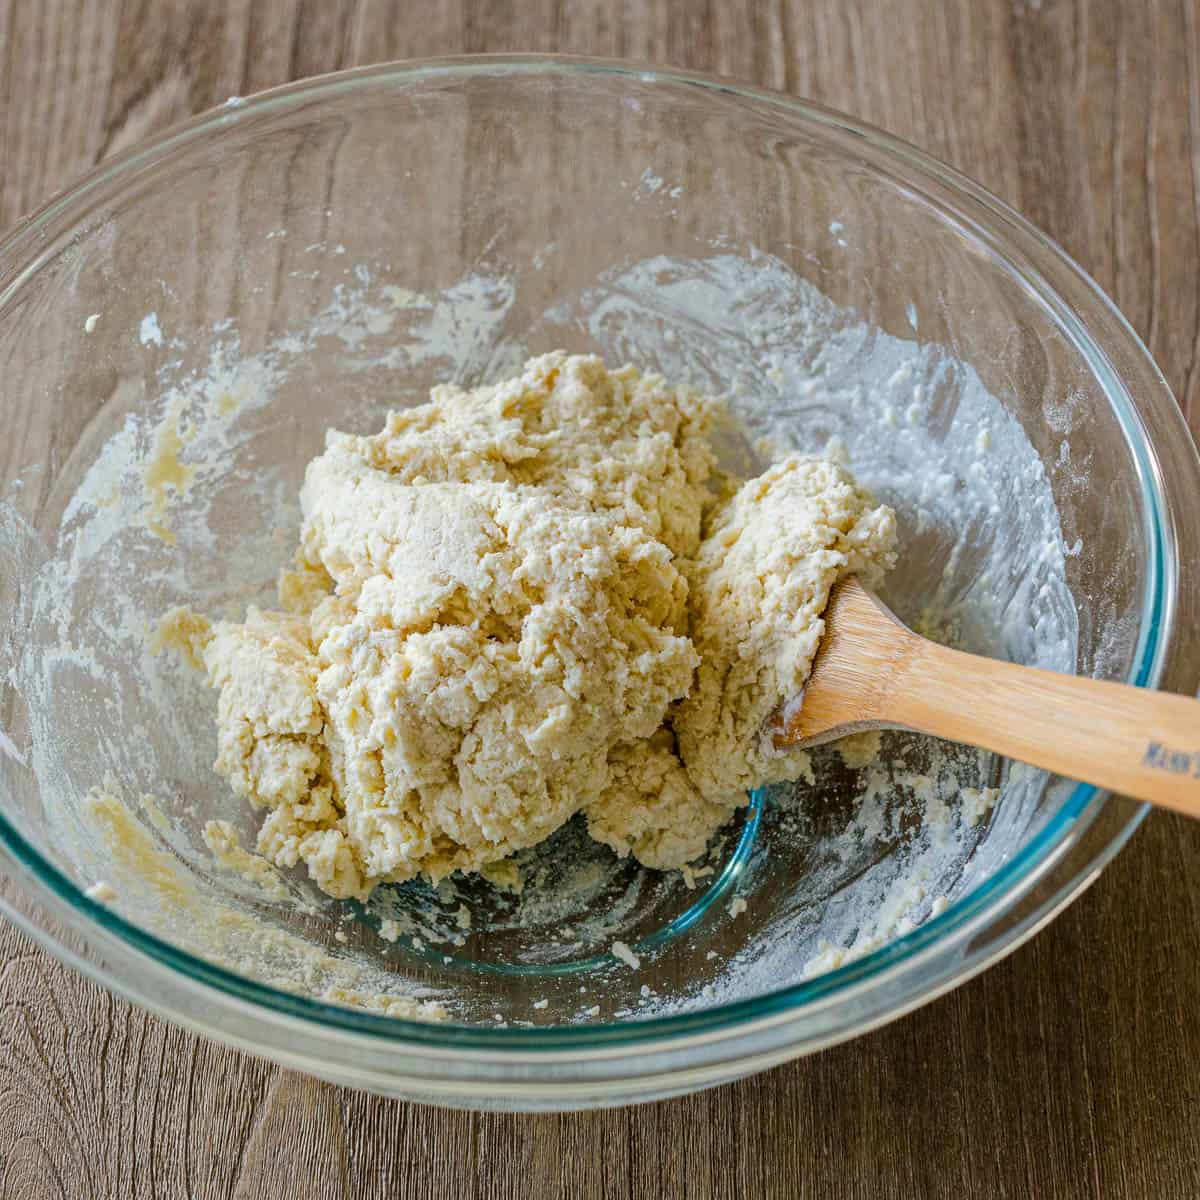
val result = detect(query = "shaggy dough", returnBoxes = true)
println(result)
[676,455,897,803]
[163,352,895,899]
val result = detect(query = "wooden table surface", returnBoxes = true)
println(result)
[3,2,1199,1197]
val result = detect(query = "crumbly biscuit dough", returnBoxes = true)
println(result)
[162,353,895,899]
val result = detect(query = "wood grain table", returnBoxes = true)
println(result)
[2,2,1199,1197]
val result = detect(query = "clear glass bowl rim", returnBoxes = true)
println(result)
[0,54,1189,1060]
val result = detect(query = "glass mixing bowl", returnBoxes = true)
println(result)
[1,57,1198,1111]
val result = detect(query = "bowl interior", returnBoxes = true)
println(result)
[0,65,1158,1031]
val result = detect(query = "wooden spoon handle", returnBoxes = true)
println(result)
[891,638,1200,817]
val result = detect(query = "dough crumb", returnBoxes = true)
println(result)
[835,729,883,770]
[151,606,212,670]
[961,786,999,827]
[611,940,641,970]
[728,896,747,918]
[85,880,117,903]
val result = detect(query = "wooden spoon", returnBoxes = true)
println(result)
[774,578,1200,816]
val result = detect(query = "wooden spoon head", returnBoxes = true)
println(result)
[773,575,1200,817]
[772,577,914,749]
